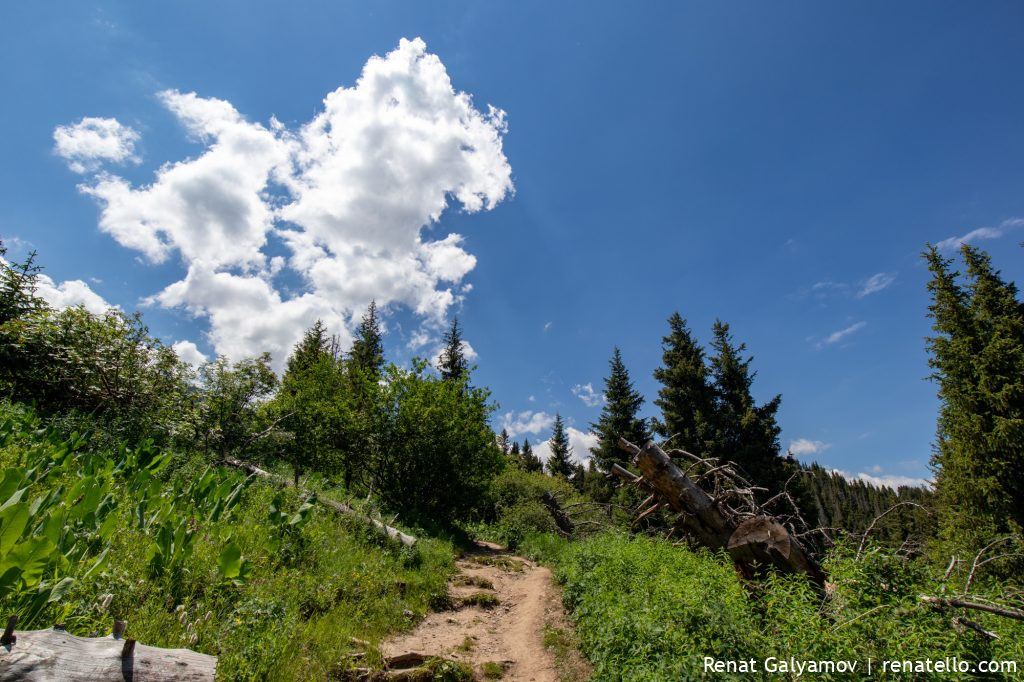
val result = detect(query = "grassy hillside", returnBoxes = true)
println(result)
[519,532,1024,682]
[0,401,456,680]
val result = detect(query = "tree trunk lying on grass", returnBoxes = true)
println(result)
[540,491,576,537]
[0,619,215,681]
[223,457,417,547]
[613,438,825,586]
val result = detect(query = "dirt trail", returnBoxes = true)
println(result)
[380,541,589,681]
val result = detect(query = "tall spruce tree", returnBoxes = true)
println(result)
[590,347,649,469]
[350,300,384,378]
[438,316,469,382]
[652,313,715,455]
[707,320,789,499]
[925,244,1024,548]
[546,414,574,478]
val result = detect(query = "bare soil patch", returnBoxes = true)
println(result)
[380,541,590,681]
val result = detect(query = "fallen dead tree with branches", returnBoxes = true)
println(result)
[612,438,825,585]
[223,457,417,547]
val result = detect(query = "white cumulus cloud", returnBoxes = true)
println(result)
[172,340,209,368]
[788,438,830,457]
[571,382,605,407]
[63,38,513,369]
[53,117,140,173]
[35,273,115,315]
[501,410,555,438]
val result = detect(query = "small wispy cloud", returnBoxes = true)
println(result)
[856,272,896,298]
[571,382,605,407]
[543,321,553,333]
[816,321,866,349]
[936,218,1024,252]
[788,438,830,457]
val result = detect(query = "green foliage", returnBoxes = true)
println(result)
[0,305,193,442]
[349,300,385,379]
[374,361,503,522]
[0,399,457,681]
[589,347,649,470]
[191,354,278,460]
[486,468,578,548]
[925,245,1024,552]
[545,414,573,479]
[652,312,715,454]
[548,532,1024,681]
[437,316,468,383]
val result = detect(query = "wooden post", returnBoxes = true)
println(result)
[122,638,136,659]
[111,621,126,640]
[1,616,16,646]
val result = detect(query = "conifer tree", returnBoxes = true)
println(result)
[590,347,649,469]
[438,316,468,382]
[925,244,1024,547]
[707,320,788,497]
[349,300,384,378]
[546,414,574,478]
[652,313,715,455]
[498,428,511,454]
[521,438,543,473]
[285,319,331,376]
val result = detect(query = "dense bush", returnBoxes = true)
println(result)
[373,361,504,522]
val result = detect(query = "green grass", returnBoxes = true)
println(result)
[481,660,505,679]
[457,592,499,609]
[0,402,457,681]
[545,532,1024,682]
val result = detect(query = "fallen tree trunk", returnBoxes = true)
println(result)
[223,457,417,547]
[0,622,215,681]
[617,438,825,586]
[541,491,575,536]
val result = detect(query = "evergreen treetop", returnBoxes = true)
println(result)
[438,316,469,382]
[349,300,385,378]
[652,312,715,455]
[546,413,574,478]
[590,346,649,469]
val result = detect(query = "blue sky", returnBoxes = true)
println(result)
[3,1,1023,487]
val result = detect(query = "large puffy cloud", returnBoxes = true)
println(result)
[53,117,140,173]
[150,263,348,367]
[83,91,288,269]
[66,38,512,368]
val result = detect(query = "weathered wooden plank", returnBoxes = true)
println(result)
[0,628,216,681]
